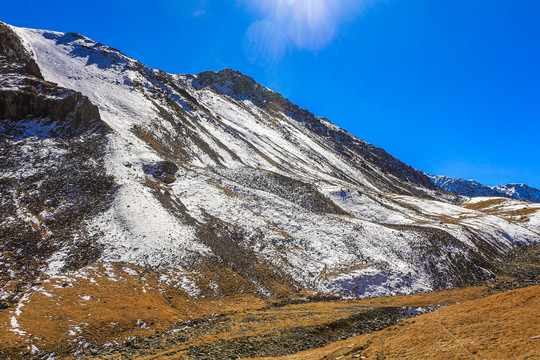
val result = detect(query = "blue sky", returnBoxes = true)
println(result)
[3,0,539,187]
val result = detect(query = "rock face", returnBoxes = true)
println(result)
[0,21,115,304]
[0,83,104,135]
[0,22,107,137]
[0,20,42,78]
[428,174,540,203]
[1,21,539,310]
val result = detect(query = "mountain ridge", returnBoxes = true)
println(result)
[4,19,539,296]
[428,174,540,203]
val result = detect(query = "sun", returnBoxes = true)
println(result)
[243,0,367,63]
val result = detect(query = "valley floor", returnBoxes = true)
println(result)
[82,285,525,360]
[251,285,539,360]
[84,246,539,360]
[1,246,538,360]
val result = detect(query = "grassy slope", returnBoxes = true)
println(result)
[70,286,498,359]
[251,285,540,360]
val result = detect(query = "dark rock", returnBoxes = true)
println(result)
[142,161,179,184]
[0,21,116,302]
[0,20,42,78]
[0,21,109,138]
[0,89,107,137]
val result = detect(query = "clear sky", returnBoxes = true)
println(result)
[3,0,539,187]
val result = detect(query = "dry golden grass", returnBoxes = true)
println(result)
[0,262,270,358]
[462,199,540,223]
[463,199,508,210]
[0,264,494,358]
[92,286,495,359]
[133,126,171,156]
[213,183,244,198]
[250,285,540,360]
[0,255,535,359]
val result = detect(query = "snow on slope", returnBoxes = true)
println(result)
[8,25,540,299]
[463,197,540,235]
[11,28,212,269]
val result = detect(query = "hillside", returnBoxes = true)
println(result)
[1,20,539,357]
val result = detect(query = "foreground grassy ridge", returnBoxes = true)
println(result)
[251,285,540,360]
[0,263,272,359]
[78,245,538,359]
[0,276,529,359]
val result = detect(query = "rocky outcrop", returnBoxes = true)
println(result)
[0,21,108,137]
[0,83,105,136]
[0,21,116,304]
[143,161,179,184]
[0,20,42,78]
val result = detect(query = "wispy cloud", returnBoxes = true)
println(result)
[241,0,372,64]
[191,9,207,17]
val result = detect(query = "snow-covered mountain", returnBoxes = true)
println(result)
[493,183,540,203]
[1,21,539,355]
[428,175,540,203]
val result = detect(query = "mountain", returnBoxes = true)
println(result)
[1,21,539,357]
[428,175,540,203]
[427,175,503,198]
[493,183,540,203]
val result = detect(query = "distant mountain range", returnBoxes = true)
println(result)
[427,175,540,203]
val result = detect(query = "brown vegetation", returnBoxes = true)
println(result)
[251,285,540,360]
[0,263,271,359]
[462,199,540,223]
[0,250,537,359]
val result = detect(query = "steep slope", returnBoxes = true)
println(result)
[192,69,441,197]
[0,21,115,307]
[428,174,540,203]
[1,21,540,356]
[7,22,540,296]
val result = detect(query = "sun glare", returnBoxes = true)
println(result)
[243,0,367,63]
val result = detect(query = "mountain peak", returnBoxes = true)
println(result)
[194,68,281,107]
[493,183,540,202]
